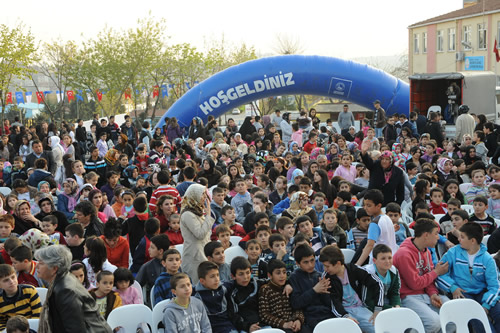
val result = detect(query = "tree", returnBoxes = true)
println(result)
[32,39,78,122]
[0,22,38,124]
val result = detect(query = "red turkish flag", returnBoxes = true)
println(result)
[153,85,159,98]
[5,92,12,104]
[124,88,131,100]
[96,90,103,102]
[36,91,44,103]
[495,39,500,62]
[66,90,74,102]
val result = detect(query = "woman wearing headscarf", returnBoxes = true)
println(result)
[463,145,480,166]
[234,133,248,156]
[167,117,183,143]
[180,184,214,281]
[280,113,292,145]
[50,136,64,184]
[13,200,41,235]
[103,148,119,169]
[361,141,405,206]
[197,158,222,187]
[282,191,318,225]
[35,245,112,333]
[435,157,458,187]
[238,116,256,142]
[35,195,69,234]
[57,178,79,220]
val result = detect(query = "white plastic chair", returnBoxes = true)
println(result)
[174,244,183,255]
[35,287,48,304]
[152,299,171,333]
[440,298,492,333]
[459,183,472,195]
[461,204,474,215]
[224,246,248,264]
[230,236,242,247]
[256,329,286,333]
[28,319,39,331]
[150,285,156,307]
[433,214,445,222]
[131,280,144,303]
[0,187,11,196]
[427,105,442,118]
[314,318,362,333]
[483,234,490,245]
[107,304,153,332]
[341,249,356,264]
[374,307,425,333]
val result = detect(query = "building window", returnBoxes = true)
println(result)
[478,23,487,49]
[463,25,472,50]
[448,28,456,51]
[437,30,444,52]
[423,32,427,53]
[414,34,419,54]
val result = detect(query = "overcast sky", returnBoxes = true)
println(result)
[1,0,463,59]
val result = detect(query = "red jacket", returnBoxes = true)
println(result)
[393,237,438,299]
[165,229,184,246]
[100,235,130,268]
[429,202,447,215]
[303,141,317,154]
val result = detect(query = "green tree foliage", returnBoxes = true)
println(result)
[0,22,38,123]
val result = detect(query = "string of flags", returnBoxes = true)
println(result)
[2,81,199,105]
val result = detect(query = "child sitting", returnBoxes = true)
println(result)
[70,260,93,290]
[321,209,347,248]
[487,184,500,220]
[132,145,152,176]
[259,259,305,332]
[335,192,356,229]
[255,225,272,255]
[5,315,32,333]
[113,267,142,305]
[0,264,41,331]
[220,206,246,238]
[215,224,231,250]
[163,273,211,333]
[351,209,370,250]
[385,203,411,246]
[119,190,136,219]
[131,217,160,273]
[319,245,384,333]
[64,223,85,261]
[311,192,328,222]
[90,271,122,319]
[136,234,170,307]
[439,198,462,234]
[204,241,231,282]
[245,239,262,277]
[437,222,500,332]
[153,249,182,306]
[194,261,236,333]
[276,217,295,254]
[10,245,43,287]
[227,257,266,332]
[41,215,66,245]
[464,169,489,204]
[469,196,496,236]
[428,187,447,215]
[239,213,273,249]
[259,234,296,279]
[0,215,14,244]
[166,213,183,246]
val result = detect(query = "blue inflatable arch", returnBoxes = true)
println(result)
[155,55,410,129]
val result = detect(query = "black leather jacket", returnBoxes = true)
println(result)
[47,273,112,333]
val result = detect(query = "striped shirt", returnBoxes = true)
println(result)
[149,185,182,212]
[0,285,42,330]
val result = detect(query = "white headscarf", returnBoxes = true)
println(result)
[49,136,64,153]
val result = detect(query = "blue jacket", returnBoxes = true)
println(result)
[437,244,500,310]
[273,197,290,215]
[56,194,75,220]
[153,271,176,306]
[289,268,332,327]
[194,282,235,333]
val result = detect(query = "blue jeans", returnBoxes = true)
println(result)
[375,127,383,139]
[402,294,449,333]
[463,291,500,333]
[345,306,374,333]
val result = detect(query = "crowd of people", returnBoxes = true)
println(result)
[0,100,500,333]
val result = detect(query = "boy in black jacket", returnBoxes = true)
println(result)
[319,245,384,333]
[289,244,333,330]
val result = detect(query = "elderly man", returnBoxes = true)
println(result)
[317,155,329,171]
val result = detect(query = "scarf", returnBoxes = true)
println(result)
[286,191,311,219]
[104,148,119,165]
[181,184,206,217]
[437,158,452,176]
[61,178,78,212]
[49,136,64,155]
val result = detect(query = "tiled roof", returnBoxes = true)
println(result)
[409,0,500,28]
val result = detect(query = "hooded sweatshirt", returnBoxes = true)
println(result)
[193,282,235,333]
[162,297,212,333]
[392,237,438,299]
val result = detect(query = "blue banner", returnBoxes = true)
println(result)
[161,85,168,97]
[15,92,24,104]
[76,90,84,102]
[464,56,485,71]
